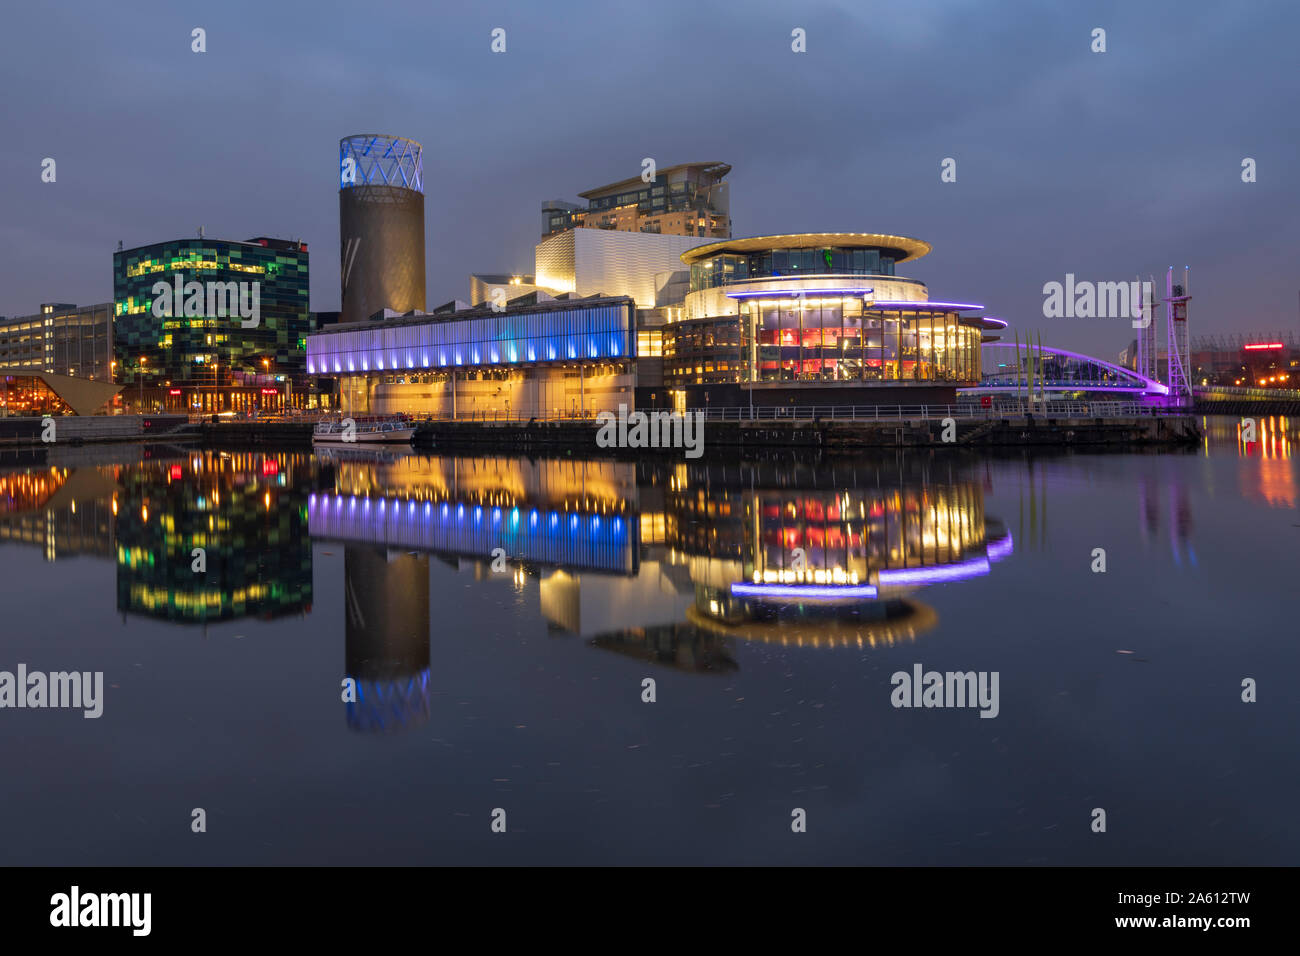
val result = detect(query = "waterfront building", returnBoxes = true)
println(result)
[306,295,636,418]
[477,163,725,314]
[659,233,999,407]
[1188,333,1300,388]
[307,231,997,417]
[1119,333,1300,389]
[0,302,122,414]
[0,302,114,381]
[0,370,121,417]
[307,153,1000,417]
[112,236,313,413]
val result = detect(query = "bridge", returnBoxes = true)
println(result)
[964,342,1168,399]
[965,341,1300,413]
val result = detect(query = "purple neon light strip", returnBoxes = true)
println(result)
[730,582,878,600]
[981,317,1009,328]
[986,532,1014,563]
[867,301,985,311]
[877,555,991,586]
[724,288,878,299]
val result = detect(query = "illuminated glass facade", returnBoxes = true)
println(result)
[743,298,980,383]
[689,246,899,291]
[668,234,985,389]
[0,374,77,417]
[664,299,980,384]
[307,301,633,375]
[113,237,310,387]
[663,316,743,384]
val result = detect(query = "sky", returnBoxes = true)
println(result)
[2,0,1296,360]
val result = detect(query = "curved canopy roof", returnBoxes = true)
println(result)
[681,232,932,265]
[0,368,121,416]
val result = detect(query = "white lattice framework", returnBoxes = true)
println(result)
[340,134,423,193]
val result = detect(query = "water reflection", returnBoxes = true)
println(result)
[344,546,431,733]
[114,453,313,623]
[0,446,1028,685]
[0,418,1293,864]
[649,460,1011,649]
[0,450,1021,639]
[589,624,740,674]
[0,466,115,560]
[303,455,1013,660]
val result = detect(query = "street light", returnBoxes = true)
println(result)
[139,356,146,412]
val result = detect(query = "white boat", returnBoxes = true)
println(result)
[313,418,416,445]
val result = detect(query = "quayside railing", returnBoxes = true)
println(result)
[196,400,1185,425]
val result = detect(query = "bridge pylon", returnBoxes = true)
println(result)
[1164,267,1192,407]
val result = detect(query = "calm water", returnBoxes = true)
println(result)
[0,416,1296,865]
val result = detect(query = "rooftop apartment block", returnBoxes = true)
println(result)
[541,162,731,239]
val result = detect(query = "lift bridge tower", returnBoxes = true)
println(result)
[1164,266,1192,407]
[1135,274,1159,384]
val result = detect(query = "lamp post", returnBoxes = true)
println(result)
[139,356,146,412]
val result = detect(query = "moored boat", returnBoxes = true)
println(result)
[313,417,415,445]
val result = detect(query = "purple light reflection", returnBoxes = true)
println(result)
[986,532,1014,563]
[730,582,878,600]
[877,556,991,586]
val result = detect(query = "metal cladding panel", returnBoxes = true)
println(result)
[340,185,426,325]
[573,231,711,308]
[534,230,577,293]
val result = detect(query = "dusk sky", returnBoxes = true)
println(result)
[3,0,1296,358]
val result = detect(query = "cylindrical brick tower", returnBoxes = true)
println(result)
[338,134,426,324]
